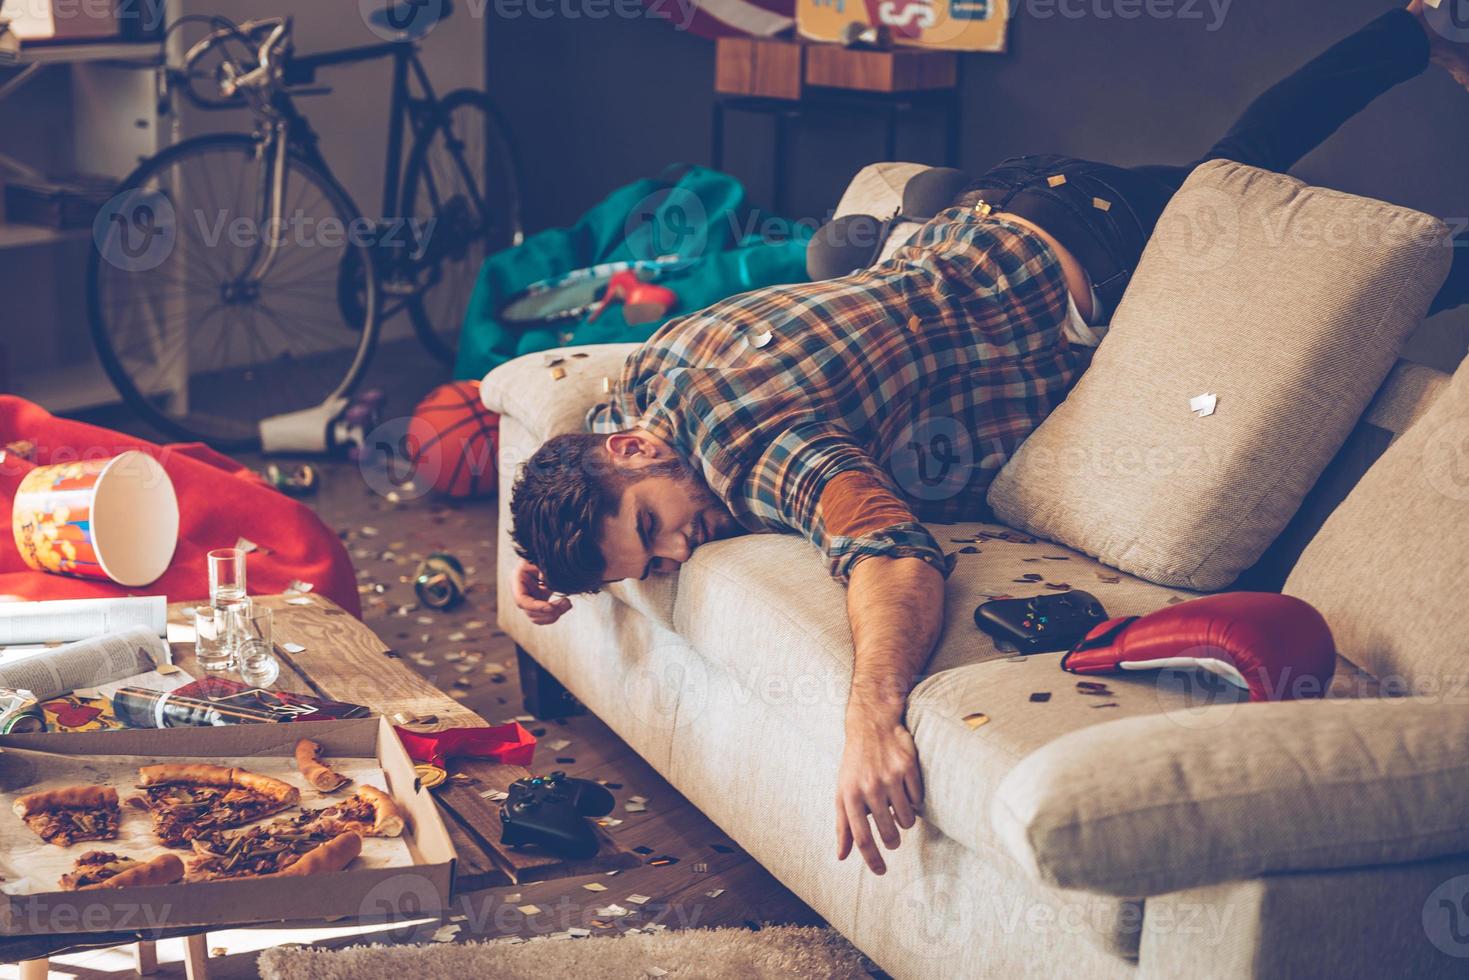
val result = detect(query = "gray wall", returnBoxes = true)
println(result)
[483,0,1469,370]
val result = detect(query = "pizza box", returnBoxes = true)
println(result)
[0,717,455,937]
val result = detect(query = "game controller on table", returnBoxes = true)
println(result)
[974,590,1111,654]
[499,771,615,860]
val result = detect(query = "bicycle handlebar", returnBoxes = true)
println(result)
[173,15,292,110]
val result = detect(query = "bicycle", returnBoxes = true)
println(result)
[87,2,523,450]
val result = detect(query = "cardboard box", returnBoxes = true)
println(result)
[0,717,455,937]
[797,0,1009,53]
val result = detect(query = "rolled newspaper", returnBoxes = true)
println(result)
[0,626,170,702]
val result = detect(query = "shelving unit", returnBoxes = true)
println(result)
[0,16,176,412]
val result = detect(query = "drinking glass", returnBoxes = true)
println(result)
[194,606,240,689]
[235,606,280,689]
[207,547,249,615]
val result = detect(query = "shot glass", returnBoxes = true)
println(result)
[235,606,280,689]
[207,547,249,613]
[194,605,240,691]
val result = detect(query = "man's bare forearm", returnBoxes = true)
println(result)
[846,556,946,720]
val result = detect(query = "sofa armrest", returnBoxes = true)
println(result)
[479,343,639,443]
[990,696,1469,897]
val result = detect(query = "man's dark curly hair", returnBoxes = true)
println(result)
[512,431,692,596]
[508,432,626,596]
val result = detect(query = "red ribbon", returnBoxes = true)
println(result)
[393,722,536,768]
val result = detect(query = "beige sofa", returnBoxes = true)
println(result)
[483,163,1469,979]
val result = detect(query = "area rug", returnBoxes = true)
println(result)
[256,925,871,979]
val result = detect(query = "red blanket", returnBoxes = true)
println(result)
[0,397,360,617]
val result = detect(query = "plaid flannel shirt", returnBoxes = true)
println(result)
[587,206,1092,583]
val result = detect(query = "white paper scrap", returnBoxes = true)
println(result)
[1189,393,1218,418]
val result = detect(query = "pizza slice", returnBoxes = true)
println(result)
[60,851,184,891]
[186,811,339,880]
[132,764,300,847]
[313,785,406,838]
[187,827,361,881]
[12,786,122,846]
[294,739,350,793]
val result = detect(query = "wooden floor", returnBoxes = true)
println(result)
[10,402,831,977]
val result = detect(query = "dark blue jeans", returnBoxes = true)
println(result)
[956,7,1456,317]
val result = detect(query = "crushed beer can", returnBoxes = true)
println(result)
[414,552,466,610]
[0,688,47,734]
[262,462,319,497]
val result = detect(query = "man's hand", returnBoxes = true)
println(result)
[836,711,923,875]
[512,559,572,625]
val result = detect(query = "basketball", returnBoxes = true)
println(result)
[408,381,500,498]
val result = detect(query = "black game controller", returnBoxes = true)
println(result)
[974,590,1110,655]
[499,771,615,860]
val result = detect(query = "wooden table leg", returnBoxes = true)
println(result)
[183,934,209,980]
[17,959,48,980]
[135,940,159,975]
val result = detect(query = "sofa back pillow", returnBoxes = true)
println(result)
[1285,357,1469,689]
[987,160,1450,591]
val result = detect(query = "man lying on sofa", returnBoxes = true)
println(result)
[507,2,1469,876]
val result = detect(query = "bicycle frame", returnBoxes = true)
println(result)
[231,37,489,295]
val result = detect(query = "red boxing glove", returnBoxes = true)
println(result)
[393,723,537,768]
[1061,592,1336,702]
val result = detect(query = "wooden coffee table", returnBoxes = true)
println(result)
[2,594,637,974]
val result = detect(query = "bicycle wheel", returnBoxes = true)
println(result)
[88,134,379,450]
[401,89,523,366]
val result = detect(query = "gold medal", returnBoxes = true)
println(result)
[414,763,448,790]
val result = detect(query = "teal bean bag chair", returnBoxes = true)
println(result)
[453,165,813,380]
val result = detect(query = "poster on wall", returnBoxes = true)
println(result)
[797,0,1009,52]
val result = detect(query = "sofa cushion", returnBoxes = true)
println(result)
[832,162,930,220]
[987,160,1451,591]
[673,520,1211,735]
[674,516,1376,861]
[1284,357,1469,689]
[991,695,1469,898]
[480,342,640,443]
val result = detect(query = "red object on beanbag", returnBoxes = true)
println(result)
[0,396,360,617]
[408,381,499,498]
[1062,592,1336,701]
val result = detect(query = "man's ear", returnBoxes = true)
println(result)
[605,430,669,470]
